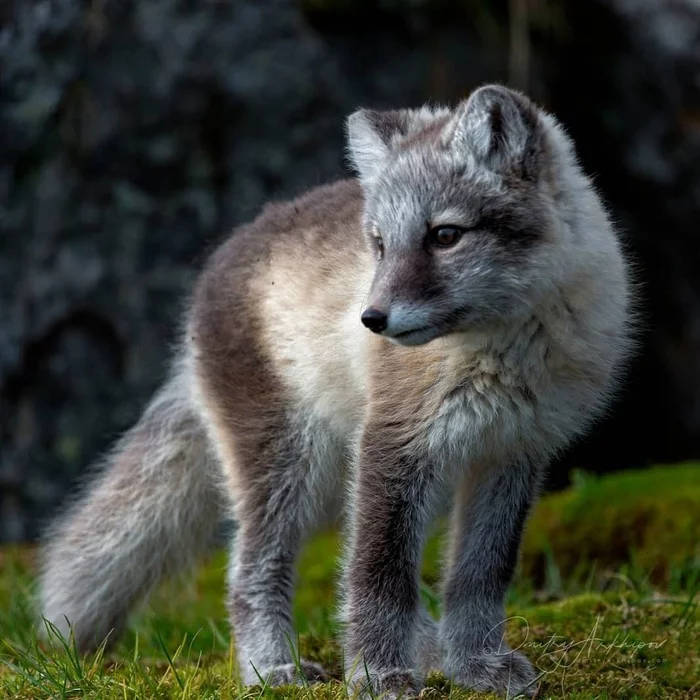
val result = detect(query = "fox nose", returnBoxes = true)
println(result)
[361,307,388,333]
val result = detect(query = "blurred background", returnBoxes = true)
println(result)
[1,0,699,542]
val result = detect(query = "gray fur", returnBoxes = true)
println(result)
[39,85,633,699]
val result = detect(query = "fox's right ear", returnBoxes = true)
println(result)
[346,107,449,183]
[346,109,406,183]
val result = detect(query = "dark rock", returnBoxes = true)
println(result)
[1,0,698,540]
[543,0,700,483]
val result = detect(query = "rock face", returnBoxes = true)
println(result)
[1,0,699,540]
[543,0,700,479]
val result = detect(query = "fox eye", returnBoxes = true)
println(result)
[373,235,384,259]
[429,225,463,248]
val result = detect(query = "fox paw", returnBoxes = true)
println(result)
[447,650,538,698]
[352,668,421,699]
[258,660,328,686]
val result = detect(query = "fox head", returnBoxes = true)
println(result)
[347,84,598,346]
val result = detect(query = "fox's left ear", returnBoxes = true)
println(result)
[346,107,448,183]
[445,85,544,181]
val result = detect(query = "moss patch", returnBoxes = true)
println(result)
[2,464,699,698]
[1,546,697,699]
[521,463,700,588]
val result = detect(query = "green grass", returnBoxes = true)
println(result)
[1,465,699,698]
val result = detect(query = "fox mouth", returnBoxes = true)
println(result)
[394,326,432,338]
[385,325,441,346]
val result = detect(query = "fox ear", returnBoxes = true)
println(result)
[446,85,543,180]
[346,109,412,182]
[346,107,448,183]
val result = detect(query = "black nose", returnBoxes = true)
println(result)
[361,307,388,333]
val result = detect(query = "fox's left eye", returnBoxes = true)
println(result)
[429,225,464,248]
[374,235,384,259]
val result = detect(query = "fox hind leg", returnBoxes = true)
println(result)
[219,414,341,686]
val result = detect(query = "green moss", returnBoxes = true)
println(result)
[2,546,697,699]
[304,465,700,598]
[2,464,699,698]
[521,463,700,587]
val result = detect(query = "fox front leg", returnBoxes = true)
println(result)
[342,424,438,699]
[440,460,542,697]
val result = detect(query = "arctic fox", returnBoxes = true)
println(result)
[39,85,633,698]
